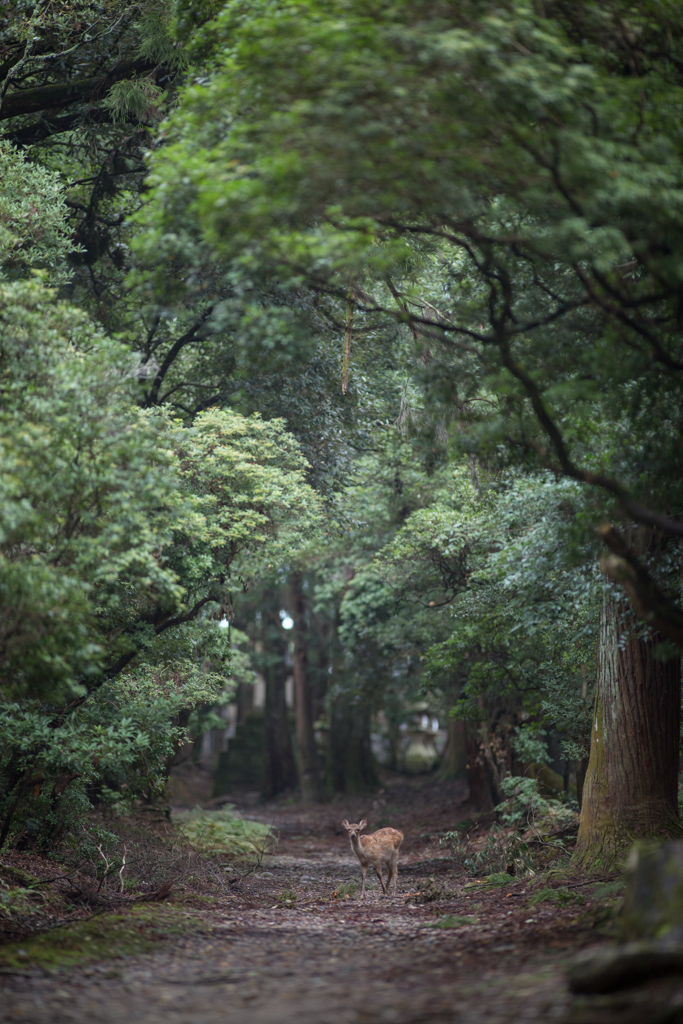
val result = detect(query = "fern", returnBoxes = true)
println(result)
[104,79,164,123]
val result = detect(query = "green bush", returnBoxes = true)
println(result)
[441,824,536,878]
[174,807,274,862]
[528,886,585,907]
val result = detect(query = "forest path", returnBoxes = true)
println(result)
[0,779,603,1023]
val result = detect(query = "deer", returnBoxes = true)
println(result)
[341,819,404,898]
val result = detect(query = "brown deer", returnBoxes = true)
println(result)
[341,819,404,897]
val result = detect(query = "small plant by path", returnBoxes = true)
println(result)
[277,889,298,907]
[528,886,585,907]
[333,881,358,899]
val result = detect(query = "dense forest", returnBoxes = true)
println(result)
[1,0,683,902]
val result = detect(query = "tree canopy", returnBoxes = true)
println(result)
[1,0,682,871]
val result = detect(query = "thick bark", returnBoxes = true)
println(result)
[262,629,298,799]
[574,591,681,870]
[291,572,326,802]
[575,757,588,812]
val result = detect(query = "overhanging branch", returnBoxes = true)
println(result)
[599,525,683,650]
[0,57,165,122]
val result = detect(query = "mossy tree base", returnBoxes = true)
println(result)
[574,590,681,872]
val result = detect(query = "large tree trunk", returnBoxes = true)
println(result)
[291,572,326,802]
[262,617,298,799]
[574,590,681,870]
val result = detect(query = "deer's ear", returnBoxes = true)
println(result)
[341,819,350,830]
[359,819,367,830]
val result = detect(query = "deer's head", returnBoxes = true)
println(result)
[341,819,367,840]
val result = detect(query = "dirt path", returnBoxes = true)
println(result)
[0,780,608,1023]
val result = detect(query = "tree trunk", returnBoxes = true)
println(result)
[262,622,298,799]
[574,591,681,870]
[575,757,588,811]
[465,723,495,812]
[442,717,468,780]
[291,572,326,802]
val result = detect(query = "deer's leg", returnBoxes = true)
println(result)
[360,864,367,898]
[392,858,399,894]
[374,861,388,894]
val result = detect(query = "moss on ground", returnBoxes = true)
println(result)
[0,904,204,971]
[429,915,478,928]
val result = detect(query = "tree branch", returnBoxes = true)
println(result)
[4,107,135,147]
[144,309,213,406]
[0,57,164,122]
[599,525,683,649]
[498,338,683,538]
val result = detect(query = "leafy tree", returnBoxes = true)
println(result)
[1,620,232,850]
[0,277,321,845]
[0,142,74,280]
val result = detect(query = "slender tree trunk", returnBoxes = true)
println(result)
[465,723,495,812]
[329,693,379,795]
[262,623,298,799]
[574,590,681,870]
[441,718,468,780]
[478,717,504,807]
[291,572,326,802]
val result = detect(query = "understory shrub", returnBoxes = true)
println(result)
[173,807,274,863]
[441,824,537,877]
[497,775,578,830]
[441,773,579,877]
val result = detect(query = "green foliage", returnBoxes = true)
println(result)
[0,279,183,699]
[497,776,577,830]
[590,880,624,900]
[429,915,477,928]
[136,0,187,67]
[334,881,358,899]
[174,807,273,861]
[0,279,321,702]
[177,406,321,580]
[512,727,550,767]
[0,143,75,281]
[277,888,298,907]
[0,629,230,848]
[441,825,536,878]
[0,275,322,848]
[4,0,683,863]
[137,0,683,640]
[104,79,164,123]
[366,467,597,790]
[483,873,516,886]
[0,905,201,971]
[528,886,585,907]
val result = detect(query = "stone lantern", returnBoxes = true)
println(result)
[403,702,439,774]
